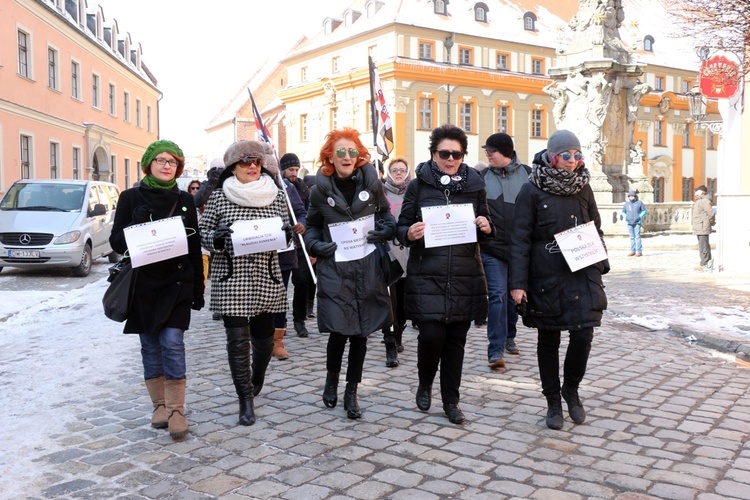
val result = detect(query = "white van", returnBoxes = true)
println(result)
[0,179,121,276]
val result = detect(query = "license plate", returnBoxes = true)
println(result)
[8,249,40,258]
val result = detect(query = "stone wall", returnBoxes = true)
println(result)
[599,202,694,236]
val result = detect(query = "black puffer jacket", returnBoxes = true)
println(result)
[396,161,491,323]
[110,185,204,335]
[509,151,608,331]
[304,163,395,336]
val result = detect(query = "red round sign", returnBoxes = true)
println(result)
[699,55,740,98]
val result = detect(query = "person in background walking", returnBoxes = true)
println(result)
[195,158,225,320]
[199,140,291,426]
[110,140,204,440]
[304,128,396,420]
[396,124,493,425]
[479,133,530,370]
[692,185,715,272]
[622,190,647,257]
[381,157,411,367]
[510,130,609,431]
[280,153,315,339]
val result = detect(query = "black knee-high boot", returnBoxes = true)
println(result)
[226,326,255,426]
[251,333,275,397]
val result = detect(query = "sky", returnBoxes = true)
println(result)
[94,0,353,158]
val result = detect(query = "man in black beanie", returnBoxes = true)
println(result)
[280,153,315,337]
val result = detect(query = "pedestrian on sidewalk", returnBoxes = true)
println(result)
[381,157,411,368]
[510,130,609,431]
[396,124,493,425]
[199,140,292,426]
[692,185,715,271]
[479,132,530,370]
[305,128,396,420]
[109,139,205,440]
[622,190,647,256]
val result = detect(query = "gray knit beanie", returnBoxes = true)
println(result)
[547,130,581,156]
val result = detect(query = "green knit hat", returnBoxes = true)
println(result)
[141,140,185,175]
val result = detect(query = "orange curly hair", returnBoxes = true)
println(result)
[317,128,371,176]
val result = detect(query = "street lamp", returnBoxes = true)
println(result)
[687,84,723,134]
[443,33,454,124]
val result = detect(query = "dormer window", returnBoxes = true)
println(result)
[474,3,489,22]
[644,35,654,52]
[523,12,537,31]
[323,17,343,34]
[365,0,384,18]
[435,0,449,16]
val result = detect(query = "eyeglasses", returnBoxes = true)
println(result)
[189,186,200,191]
[153,158,179,167]
[238,156,262,166]
[436,150,464,160]
[484,148,498,155]
[559,152,584,162]
[390,168,407,174]
[335,147,359,159]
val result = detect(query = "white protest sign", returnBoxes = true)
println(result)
[328,214,376,262]
[422,203,477,249]
[554,221,608,272]
[230,217,286,256]
[123,216,188,268]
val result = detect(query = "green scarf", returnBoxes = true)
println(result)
[140,174,177,190]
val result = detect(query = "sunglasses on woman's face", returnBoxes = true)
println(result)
[436,150,464,160]
[335,148,359,159]
[238,156,262,166]
[189,186,200,191]
[559,152,583,162]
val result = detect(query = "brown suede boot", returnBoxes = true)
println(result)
[273,328,289,360]
[144,376,169,429]
[164,378,188,439]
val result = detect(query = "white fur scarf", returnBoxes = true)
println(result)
[222,173,279,207]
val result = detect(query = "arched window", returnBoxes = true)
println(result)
[523,12,537,31]
[474,3,489,22]
[644,35,654,52]
[435,0,448,15]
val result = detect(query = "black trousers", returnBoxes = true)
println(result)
[697,235,712,266]
[537,327,594,396]
[292,255,314,321]
[417,320,470,405]
[383,278,406,344]
[326,332,368,383]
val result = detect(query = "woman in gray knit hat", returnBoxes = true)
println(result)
[509,130,609,431]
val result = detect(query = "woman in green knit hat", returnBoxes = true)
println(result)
[109,139,205,440]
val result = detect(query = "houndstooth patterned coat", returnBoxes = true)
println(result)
[199,187,290,318]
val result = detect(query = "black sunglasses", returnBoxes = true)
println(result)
[436,150,464,160]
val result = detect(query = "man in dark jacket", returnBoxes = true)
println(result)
[479,133,530,369]
[621,190,647,256]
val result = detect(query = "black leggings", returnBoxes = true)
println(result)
[223,314,275,341]
[326,332,368,383]
[537,327,594,396]
[417,321,470,405]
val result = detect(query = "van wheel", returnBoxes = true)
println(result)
[72,244,92,277]
[108,252,120,263]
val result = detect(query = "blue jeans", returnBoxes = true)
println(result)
[627,224,642,253]
[139,327,186,380]
[481,252,513,360]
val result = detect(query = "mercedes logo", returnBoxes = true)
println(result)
[19,234,32,245]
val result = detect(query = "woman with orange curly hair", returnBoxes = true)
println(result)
[304,128,397,420]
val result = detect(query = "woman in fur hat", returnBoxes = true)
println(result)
[304,128,396,419]
[509,129,609,431]
[199,140,292,426]
[109,139,205,440]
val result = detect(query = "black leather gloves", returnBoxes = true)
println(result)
[191,295,205,311]
[311,241,337,258]
[207,166,222,184]
[132,205,152,224]
[213,224,233,250]
[366,219,394,243]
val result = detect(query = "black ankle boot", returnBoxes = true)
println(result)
[545,393,564,430]
[385,343,399,368]
[343,382,361,419]
[323,371,339,408]
[561,384,586,424]
[416,383,432,411]
[251,334,274,397]
[238,398,255,426]
[443,403,466,424]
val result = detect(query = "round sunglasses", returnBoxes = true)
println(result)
[559,152,583,162]
[335,148,359,159]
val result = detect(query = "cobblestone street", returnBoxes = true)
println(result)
[6,236,750,499]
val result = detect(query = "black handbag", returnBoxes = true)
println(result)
[375,241,404,287]
[102,259,136,322]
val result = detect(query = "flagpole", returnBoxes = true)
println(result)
[247,87,317,284]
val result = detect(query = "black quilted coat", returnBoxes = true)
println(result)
[395,161,491,323]
[304,163,396,337]
[509,152,608,331]
[110,185,204,335]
